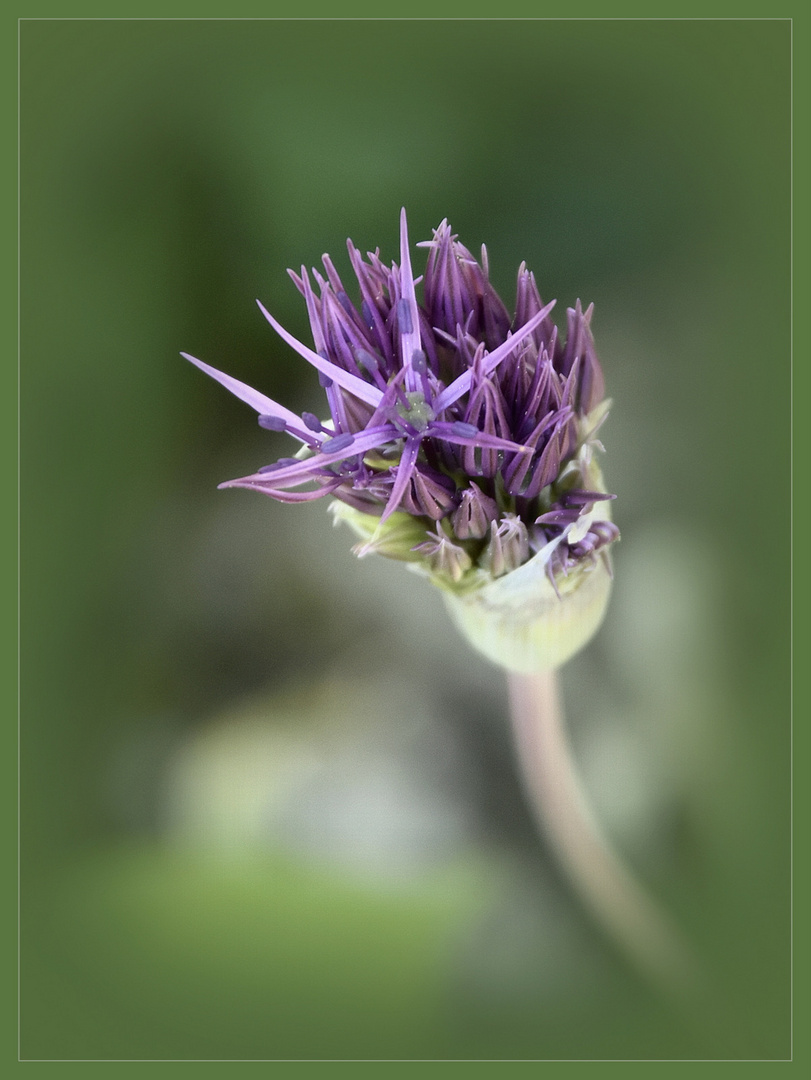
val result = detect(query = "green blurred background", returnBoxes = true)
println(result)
[21,19,791,1060]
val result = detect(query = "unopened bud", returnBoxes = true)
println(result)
[452,484,499,540]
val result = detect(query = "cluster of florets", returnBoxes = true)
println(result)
[184,210,618,592]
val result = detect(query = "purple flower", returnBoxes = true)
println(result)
[184,210,618,591]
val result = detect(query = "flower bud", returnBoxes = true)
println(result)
[452,484,499,540]
[411,522,473,583]
[485,513,530,578]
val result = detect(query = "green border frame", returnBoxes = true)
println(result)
[11,5,806,1076]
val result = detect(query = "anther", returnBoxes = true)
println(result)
[259,457,299,472]
[258,414,287,431]
[451,421,479,438]
[397,299,413,334]
[355,348,380,372]
[302,412,324,432]
[322,433,355,454]
[411,349,427,374]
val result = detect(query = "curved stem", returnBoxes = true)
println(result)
[507,668,701,1000]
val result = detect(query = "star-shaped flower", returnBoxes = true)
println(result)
[184,210,619,670]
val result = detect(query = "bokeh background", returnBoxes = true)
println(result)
[21,19,791,1060]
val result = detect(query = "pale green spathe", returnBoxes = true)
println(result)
[332,494,614,673]
[441,552,612,674]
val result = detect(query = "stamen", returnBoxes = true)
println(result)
[302,412,324,432]
[451,421,479,438]
[321,433,356,454]
[258,415,287,431]
[355,348,380,373]
[411,349,428,374]
[397,299,413,335]
[259,457,300,472]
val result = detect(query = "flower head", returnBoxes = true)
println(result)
[184,210,619,671]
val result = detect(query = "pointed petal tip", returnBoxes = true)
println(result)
[181,350,222,379]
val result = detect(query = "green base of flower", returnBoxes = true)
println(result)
[441,555,613,673]
[331,494,614,672]
[329,501,431,561]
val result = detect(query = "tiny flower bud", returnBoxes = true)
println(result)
[486,513,530,578]
[411,523,473,584]
[452,484,499,540]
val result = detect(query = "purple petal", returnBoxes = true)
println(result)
[181,352,308,436]
[220,425,399,492]
[427,422,531,457]
[378,435,421,524]
[226,477,346,502]
[524,428,563,499]
[398,208,423,392]
[435,300,557,412]
[256,300,383,408]
[295,266,328,355]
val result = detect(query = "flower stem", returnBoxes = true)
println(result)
[506,669,700,1000]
